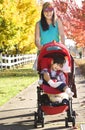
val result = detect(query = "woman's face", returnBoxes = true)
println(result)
[43,7,54,20]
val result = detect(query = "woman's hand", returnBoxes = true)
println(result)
[38,45,43,50]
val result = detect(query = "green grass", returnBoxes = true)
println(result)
[0,63,38,106]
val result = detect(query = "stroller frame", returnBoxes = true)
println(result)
[34,41,76,128]
[34,86,76,128]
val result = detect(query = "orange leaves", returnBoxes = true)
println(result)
[54,0,85,47]
[55,1,68,13]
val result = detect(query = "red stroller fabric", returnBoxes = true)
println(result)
[37,41,74,115]
[37,41,71,72]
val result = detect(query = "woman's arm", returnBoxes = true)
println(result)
[57,18,65,44]
[35,22,43,50]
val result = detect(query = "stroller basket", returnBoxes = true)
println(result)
[41,105,68,115]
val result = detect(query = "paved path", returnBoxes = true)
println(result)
[0,66,85,130]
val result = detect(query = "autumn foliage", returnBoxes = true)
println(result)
[0,0,40,54]
[53,0,85,47]
[0,0,85,54]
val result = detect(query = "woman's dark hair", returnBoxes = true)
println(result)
[40,2,56,31]
[53,55,66,65]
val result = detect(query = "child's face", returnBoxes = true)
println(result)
[51,63,63,71]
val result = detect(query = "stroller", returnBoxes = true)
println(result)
[34,41,77,128]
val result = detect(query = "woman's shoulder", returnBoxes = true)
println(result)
[36,21,41,26]
[55,17,63,28]
[55,17,62,23]
[35,21,41,29]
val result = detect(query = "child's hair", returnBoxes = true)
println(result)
[53,55,66,65]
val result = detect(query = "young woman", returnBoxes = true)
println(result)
[35,2,65,51]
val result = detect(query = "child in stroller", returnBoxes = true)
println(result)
[39,55,74,104]
[34,41,76,128]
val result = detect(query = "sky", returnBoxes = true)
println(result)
[65,39,76,47]
[76,0,82,7]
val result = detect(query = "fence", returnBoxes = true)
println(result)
[0,54,36,69]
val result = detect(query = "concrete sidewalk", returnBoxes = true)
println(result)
[0,66,85,130]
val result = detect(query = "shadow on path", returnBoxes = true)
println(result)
[0,66,85,130]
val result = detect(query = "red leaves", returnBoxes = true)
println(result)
[53,0,85,46]
[57,1,68,13]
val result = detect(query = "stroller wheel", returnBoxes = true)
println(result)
[39,111,44,127]
[65,117,68,128]
[41,111,44,127]
[41,117,44,127]
[34,111,44,128]
[34,112,38,128]
[72,116,75,127]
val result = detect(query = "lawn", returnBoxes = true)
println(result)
[0,58,85,106]
[0,62,38,106]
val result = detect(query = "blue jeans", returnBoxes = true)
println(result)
[57,83,66,92]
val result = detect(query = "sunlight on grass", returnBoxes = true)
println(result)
[0,63,38,106]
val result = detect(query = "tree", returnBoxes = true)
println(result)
[53,0,85,47]
[0,0,40,54]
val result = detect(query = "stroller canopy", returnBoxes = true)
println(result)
[37,41,71,72]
